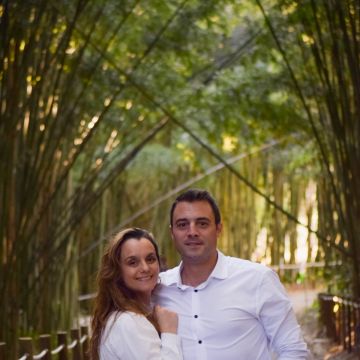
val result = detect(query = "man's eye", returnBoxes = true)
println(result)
[198,222,209,228]
[176,222,188,229]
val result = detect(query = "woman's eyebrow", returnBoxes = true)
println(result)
[123,255,137,261]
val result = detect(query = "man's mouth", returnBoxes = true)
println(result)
[185,241,202,246]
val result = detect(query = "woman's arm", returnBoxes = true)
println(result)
[100,312,182,360]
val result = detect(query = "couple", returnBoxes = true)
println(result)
[90,189,310,359]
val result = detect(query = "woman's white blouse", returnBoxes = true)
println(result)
[100,311,183,360]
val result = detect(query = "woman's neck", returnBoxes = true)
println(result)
[136,292,152,312]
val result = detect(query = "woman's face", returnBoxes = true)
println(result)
[120,238,160,304]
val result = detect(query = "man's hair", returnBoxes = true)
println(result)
[170,188,221,226]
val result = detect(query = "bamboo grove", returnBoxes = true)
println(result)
[1,0,359,356]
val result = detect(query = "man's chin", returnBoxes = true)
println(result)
[183,253,206,263]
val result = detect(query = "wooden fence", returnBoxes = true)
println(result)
[0,326,89,360]
[318,293,360,353]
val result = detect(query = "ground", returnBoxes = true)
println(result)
[287,286,360,360]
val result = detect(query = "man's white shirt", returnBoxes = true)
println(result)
[153,250,309,360]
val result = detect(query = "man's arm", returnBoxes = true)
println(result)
[257,269,310,359]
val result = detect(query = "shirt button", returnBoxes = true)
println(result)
[198,340,202,344]
[194,315,198,318]
[194,289,198,292]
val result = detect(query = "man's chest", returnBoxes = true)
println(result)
[155,282,259,338]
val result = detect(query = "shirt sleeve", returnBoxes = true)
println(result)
[256,270,310,359]
[100,312,183,360]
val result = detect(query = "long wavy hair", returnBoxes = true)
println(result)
[89,227,161,360]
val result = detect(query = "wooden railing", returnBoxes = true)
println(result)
[0,342,5,360]
[318,293,360,354]
[0,326,89,360]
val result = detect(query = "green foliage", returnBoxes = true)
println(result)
[1,0,359,354]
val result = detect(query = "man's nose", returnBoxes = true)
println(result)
[187,221,199,236]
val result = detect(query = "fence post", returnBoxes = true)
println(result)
[71,328,82,360]
[0,342,6,360]
[19,337,33,359]
[340,302,346,350]
[57,331,68,360]
[355,305,360,352]
[346,301,352,351]
[319,294,337,340]
[80,326,89,360]
[39,334,52,360]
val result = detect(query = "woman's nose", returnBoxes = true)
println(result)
[140,260,150,271]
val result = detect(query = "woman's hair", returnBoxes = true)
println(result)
[89,227,161,360]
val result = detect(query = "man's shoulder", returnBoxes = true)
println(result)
[225,255,271,275]
[159,265,180,285]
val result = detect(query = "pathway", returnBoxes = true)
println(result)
[286,286,359,360]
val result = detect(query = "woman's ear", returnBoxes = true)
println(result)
[216,222,223,237]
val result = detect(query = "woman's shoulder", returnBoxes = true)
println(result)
[107,310,145,325]
[101,311,156,359]
[103,311,147,344]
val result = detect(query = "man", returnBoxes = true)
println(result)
[153,188,309,359]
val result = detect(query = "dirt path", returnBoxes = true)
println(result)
[287,286,319,316]
[286,286,359,360]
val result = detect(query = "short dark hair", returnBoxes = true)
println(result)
[170,189,221,226]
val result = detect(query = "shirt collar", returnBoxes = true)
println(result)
[210,250,228,280]
[161,250,228,289]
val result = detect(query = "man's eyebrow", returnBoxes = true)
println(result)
[175,218,189,223]
[175,217,210,222]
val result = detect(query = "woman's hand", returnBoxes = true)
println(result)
[153,305,178,334]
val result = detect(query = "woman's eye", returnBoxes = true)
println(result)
[147,256,156,263]
[127,260,138,266]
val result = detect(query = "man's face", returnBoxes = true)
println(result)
[170,200,222,264]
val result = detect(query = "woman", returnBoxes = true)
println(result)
[90,227,182,360]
